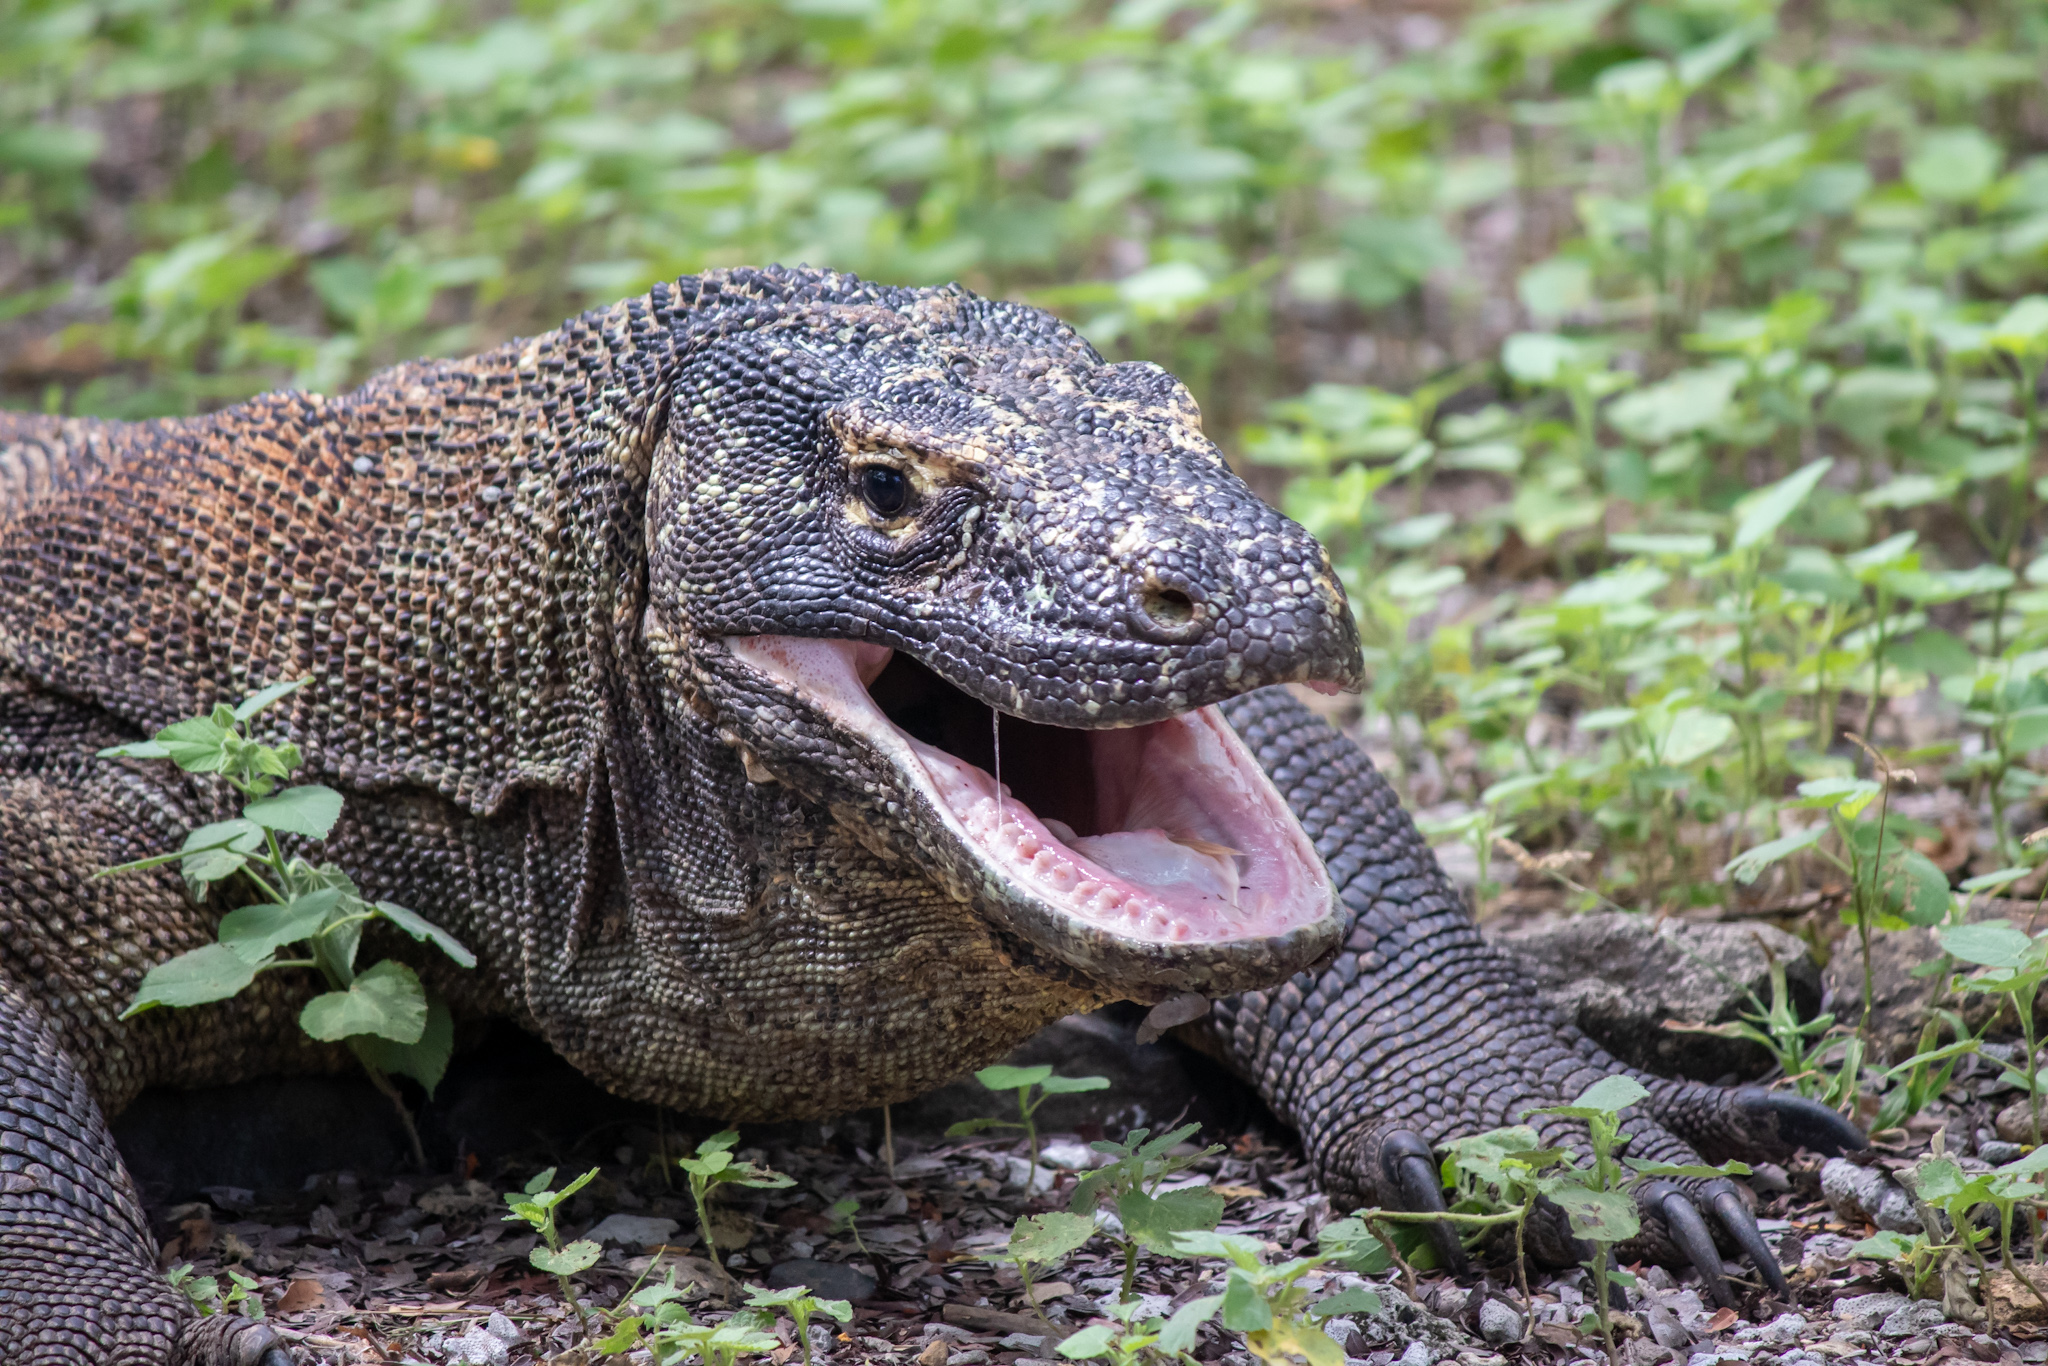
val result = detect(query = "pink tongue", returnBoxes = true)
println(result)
[1070,830,1240,907]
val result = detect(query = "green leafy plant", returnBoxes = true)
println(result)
[99,679,474,1165]
[1670,953,1863,1111]
[503,1165,602,1328]
[676,1131,795,1285]
[597,1273,783,1366]
[743,1284,854,1366]
[166,1263,263,1318]
[1067,1124,1225,1301]
[1535,1077,1747,1365]
[995,1211,1096,1319]
[947,1064,1109,1186]
[1940,920,2048,1145]
[1160,1230,1381,1366]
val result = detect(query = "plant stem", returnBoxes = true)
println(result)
[357,1056,425,1169]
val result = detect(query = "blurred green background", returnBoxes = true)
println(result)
[5,0,2048,929]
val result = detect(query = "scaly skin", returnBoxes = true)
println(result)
[0,268,1854,1362]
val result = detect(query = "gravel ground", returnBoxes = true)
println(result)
[150,1060,2048,1366]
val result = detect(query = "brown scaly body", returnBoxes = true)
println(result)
[0,268,1855,1363]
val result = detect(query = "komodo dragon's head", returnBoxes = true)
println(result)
[643,268,1363,1002]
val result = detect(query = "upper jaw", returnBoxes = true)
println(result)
[715,633,1343,1002]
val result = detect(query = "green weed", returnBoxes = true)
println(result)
[98,679,474,1166]
[947,1063,1109,1186]
[503,1165,604,1328]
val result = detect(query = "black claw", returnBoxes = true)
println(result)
[1646,1180,1734,1310]
[1711,1186,1790,1299]
[1380,1129,1470,1274]
[1736,1087,1866,1155]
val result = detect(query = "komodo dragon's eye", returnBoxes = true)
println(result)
[857,464,911,518]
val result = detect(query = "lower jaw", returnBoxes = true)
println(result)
[720,634,1343,998]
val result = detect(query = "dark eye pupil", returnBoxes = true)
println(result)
[860,465,909,517]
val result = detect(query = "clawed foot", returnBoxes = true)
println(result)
[1352,1088,1865,1309]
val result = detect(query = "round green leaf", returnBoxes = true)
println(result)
[298,959,428,1043]
[532,1238,602,1275]
[1547,1184,1641,1243]
[1907,128,2001,203]
[243,784,344,839]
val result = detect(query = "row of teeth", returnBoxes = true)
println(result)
[963,798,1197,942]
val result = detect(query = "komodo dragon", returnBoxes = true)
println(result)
[0,266,1859,1363]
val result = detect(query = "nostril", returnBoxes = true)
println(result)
[1140,585,1196,628]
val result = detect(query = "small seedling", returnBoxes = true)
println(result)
[99,679,475,1166]
[1941,920,2048,1145]
[504,1165,602,1327]
[166,1263,263,1318]
[1068,1123,1224,1300]
[677,1131,795,1284]
[1532,1076,1648,1366]
[598,1275,782,1366]
[1162,1229,1378,1366]
[744,1283,854,1366]
[995,1211,1095,1318]
[948,1064,1109,1185]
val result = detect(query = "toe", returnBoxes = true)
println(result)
[1734,1087,1866,1156]
[1707,1180,1790,1298]
[1376,1128,1471,1275]
[1640,1180,1735,1310]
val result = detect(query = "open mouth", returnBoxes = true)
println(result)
[725,635,1338,991]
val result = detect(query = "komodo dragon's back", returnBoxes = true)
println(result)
[0,410,122,509]
[0,267,1855,1365]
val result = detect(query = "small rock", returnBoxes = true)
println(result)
[1397,1343,1436,1366]
[1748,1163,1791,1194]
[766,1258,876,1302]
[1820,1160,1921,1233]
[1985,1267,2048,1326]
[1039,1140,1097,1170]
[447,1328,511,1366]
[1979,1140,2025,1166]
[584,1213,680,1248]
[918,1340,952,1366]
[1647,1306,1691,1351]
[1831,1294,1911,1332]
[1755,1314,1805,1348]
[1477,1299,1522,1346]
[1997,1098,2045,1144]
[1877,1302,1946,1338]
[483,1311,521,1344]
[1432,1287,1472,1320]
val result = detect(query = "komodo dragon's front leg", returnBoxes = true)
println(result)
[0,688,292,1366]
[1215,689,1864,1304]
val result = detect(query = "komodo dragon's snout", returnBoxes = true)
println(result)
[641,288,1362,997]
